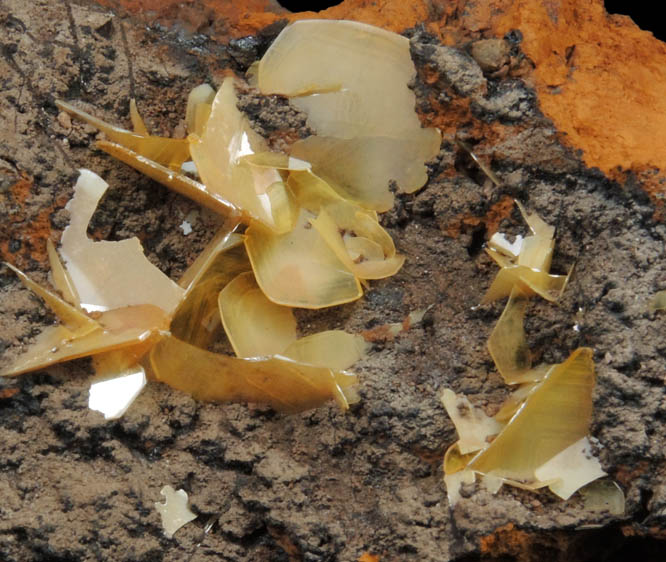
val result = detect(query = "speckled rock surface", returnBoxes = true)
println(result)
[0,1,665,561]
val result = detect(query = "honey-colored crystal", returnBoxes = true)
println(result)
[188,77,295,233]
[170,232,250,348]
[468,348,595,483]
[46,238,80,307]
[96,141,237,218]
[487,287,533,384]
[149,335,359,413]
[282,331,369,371]
[481,202,571,304]
[245,208,363,308]
[56,100,190,170]
[310,202,405,280]
[219,271,298,358]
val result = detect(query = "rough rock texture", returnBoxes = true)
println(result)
[0,1,665,561]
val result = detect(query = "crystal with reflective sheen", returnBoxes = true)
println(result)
[149,335,359,413]
[468,348,595,484]
[88,366,147,420]
[442,349,604,503]
[170,232,250,349]
[487,287,533,384]
[245,208,363,309]
[481,202,571,304]
[154,486,197,539]
[59,170,184,314]
[9,21,443,415]
[219,271,298,358]
[258,20,441,210]
[189,77,295,233]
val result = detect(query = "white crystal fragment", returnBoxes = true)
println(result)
[534,437,606,500]
[88,366,146,419]
[441,389,502,455]
[444,469,475,506]
[154,485,197,538]
[488,232,524,258]
[59,170,184,314]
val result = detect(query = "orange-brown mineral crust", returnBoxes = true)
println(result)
[99,0,666,216]
[479,523,532,560]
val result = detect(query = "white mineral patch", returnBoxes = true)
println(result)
[534,437,606,500]
[154,485,197,538]
[88,366,146,419]
[179,221,192,235]
[60,170,184,314]
[441,389,502,455]
[488,232,524,258]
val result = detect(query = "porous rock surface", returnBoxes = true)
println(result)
[0,1,664,561]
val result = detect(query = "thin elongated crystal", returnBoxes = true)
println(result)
[487,288,532,383]
[46,239,80,307]
[149,335,359,412]
[56,100,190,170]
[97,141,237,218]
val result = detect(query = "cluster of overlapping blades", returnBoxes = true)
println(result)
[1,20,441,417]
[440,205,622,509]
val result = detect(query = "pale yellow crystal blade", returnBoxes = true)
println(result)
[516,234,554,271]
[311,207,405,280]
[4,262,97,335]
[170,233,250,349]
[291,133,441,211]
[480,265,570,304]
[188,77,294,233]
[516,201,555,240]
[129,99,149,136]
[468,348,595,482]
[257,20,422,137]
[185,84,215,135]
[96,141,237,218]
[0,324,160,378]
[177,231,245,291]
[282,330,369,371]
[487,287,532,384]
[218,271,297,358]
[46,239,81,307]
[649,290,666,312]
[59,170,185,314]
[56,100,190,169]
[244,208,362,309]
